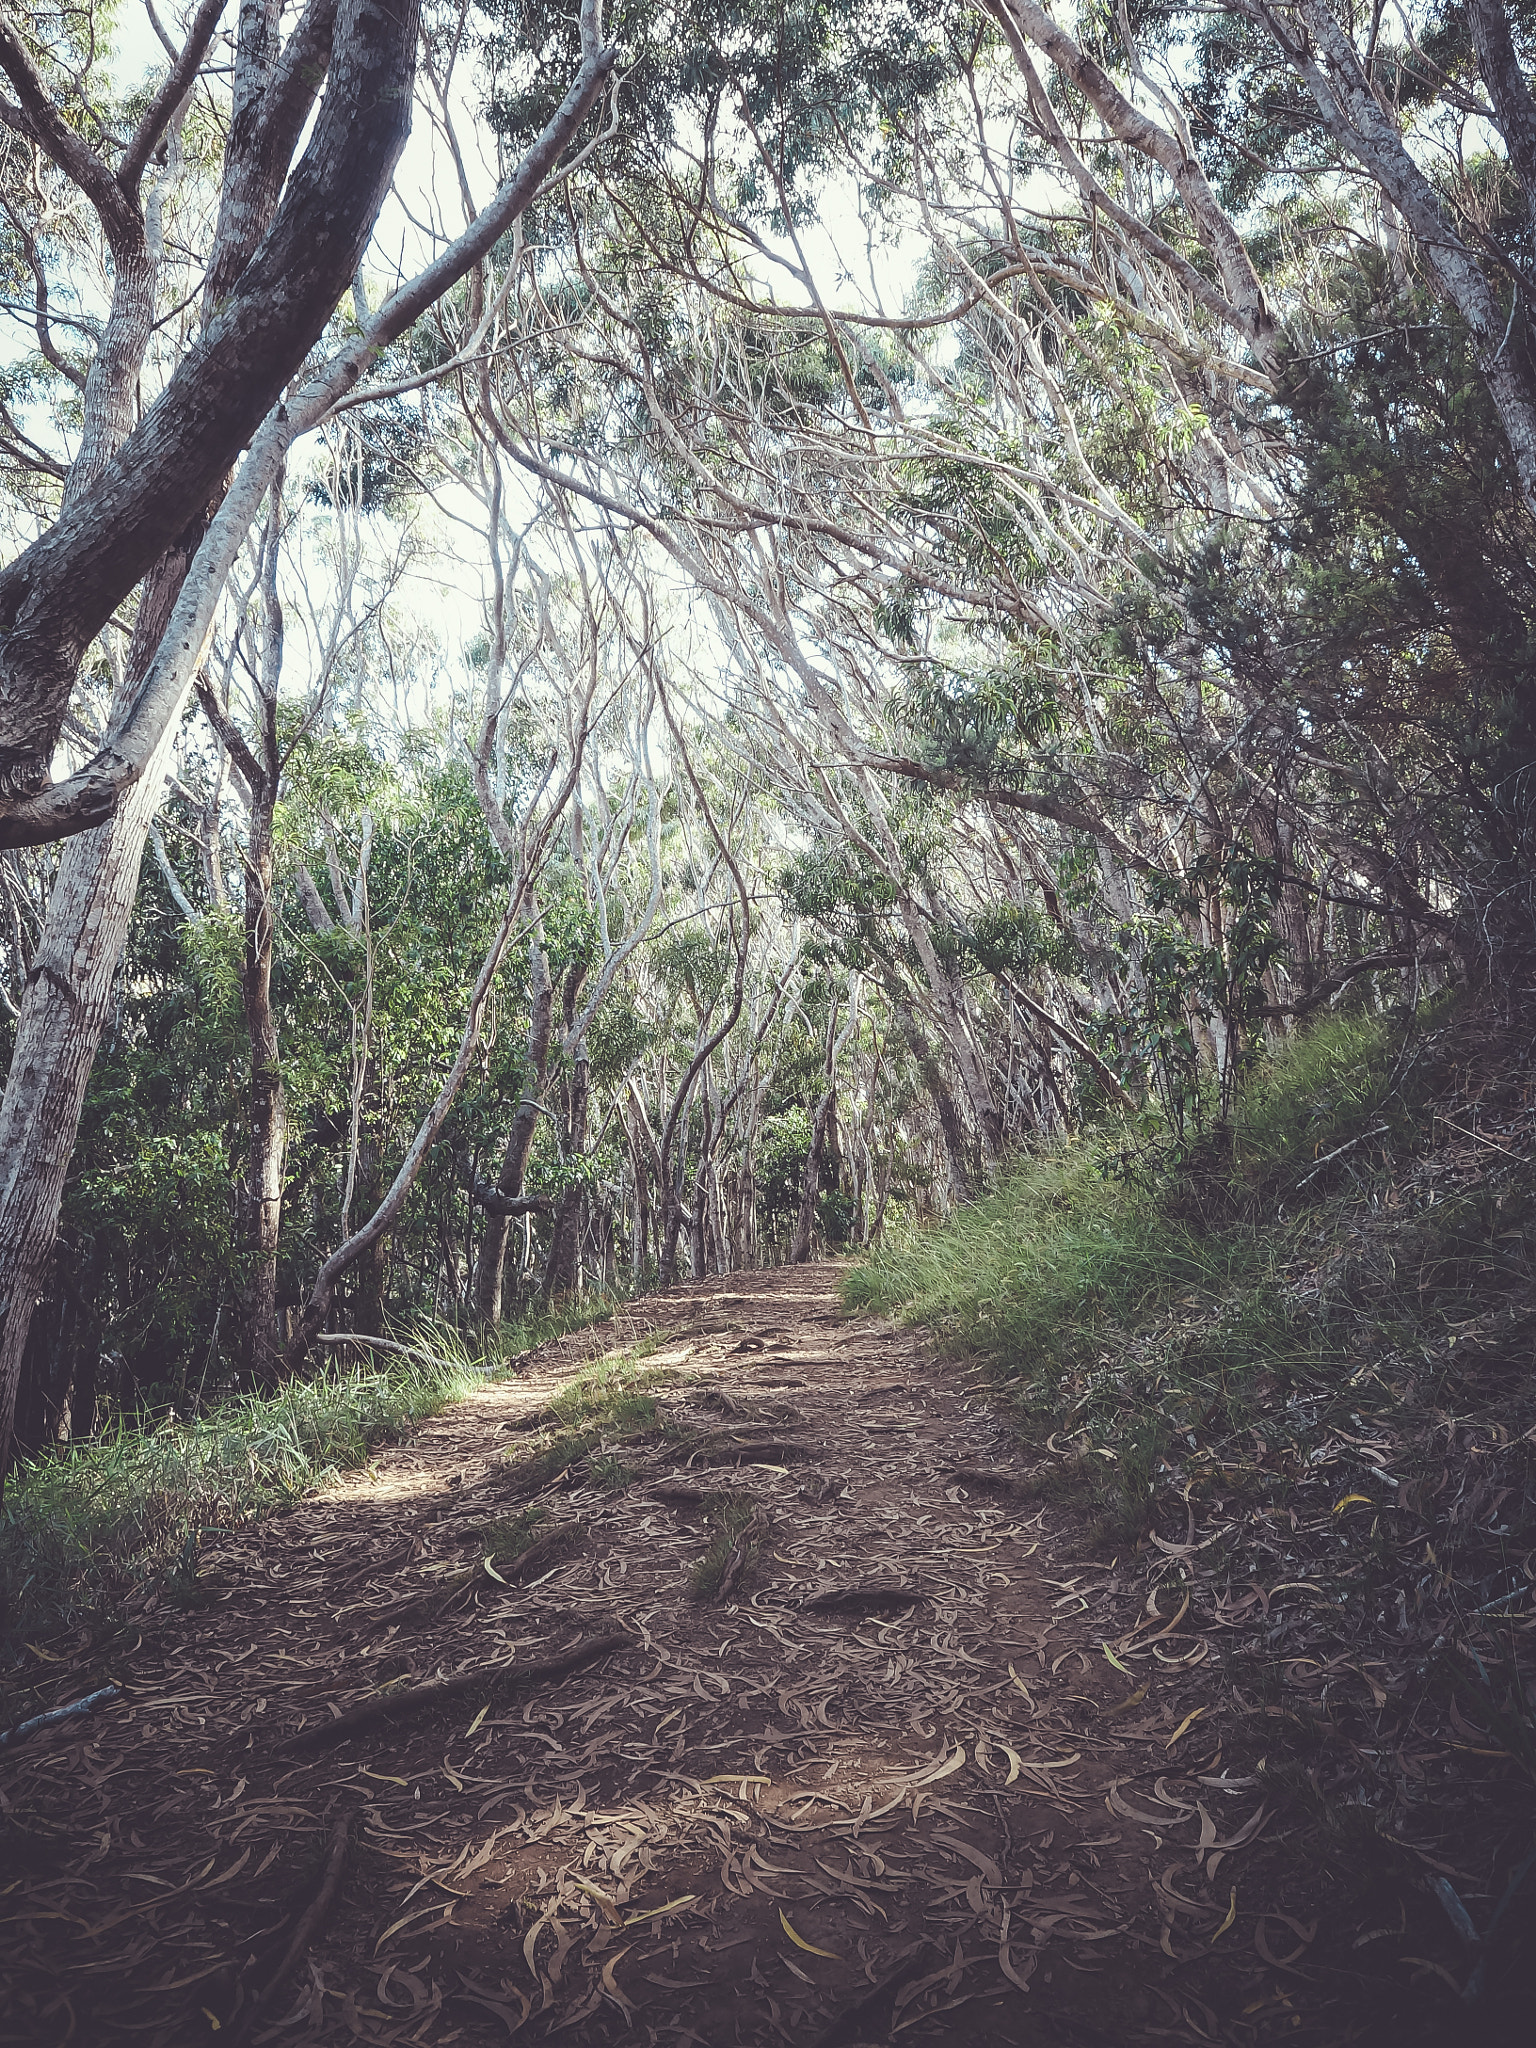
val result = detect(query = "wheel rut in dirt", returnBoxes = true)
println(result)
[3,1266,1332,2045]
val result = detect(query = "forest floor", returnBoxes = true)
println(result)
[0,1264,1517,2047]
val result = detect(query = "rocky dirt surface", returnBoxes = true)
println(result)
[0,1266,1507,2045]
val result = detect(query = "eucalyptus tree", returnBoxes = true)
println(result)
[0,0,619,1486]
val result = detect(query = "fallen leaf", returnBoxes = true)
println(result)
[779,1910,841,1960]
[1105,1682,1151,1719]
[623,1893,699,1927]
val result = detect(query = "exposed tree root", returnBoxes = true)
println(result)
[227,1815,350,2043]
[804,1586,921,1616]
[276,1629,630,1754]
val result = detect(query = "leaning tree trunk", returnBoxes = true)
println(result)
[890,992,974,1202]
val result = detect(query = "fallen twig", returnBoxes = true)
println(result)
[0,1684,119,1751]
[276,1629,629,1754]
[1294,1123,1390,1188]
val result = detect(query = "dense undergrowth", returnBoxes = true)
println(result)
[0,1297,618,1655]
[847,1000,1536,2029]
[847,1004,1534,1543]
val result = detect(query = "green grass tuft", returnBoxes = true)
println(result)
[844,1007,1470,1536]
[497,1340,692,1499]
[1,1347,477,1650]
[688,1496,761,1599]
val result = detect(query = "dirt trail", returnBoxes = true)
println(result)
[3,1268,1353,2045]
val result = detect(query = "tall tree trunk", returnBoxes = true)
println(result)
[352,1075,389,1337]
[477,941,553,1324]
[688,1095,715,1280]
[0,713,183,1490]
[790,1079,838,1265]
[626,1112,652,1285]
[659,1102,688,1289]
[902,905,1004,1170]
[239,785,286,1383]
[541,1046,589,1303]
[237,490,287,1385]
[890,992,973,1202]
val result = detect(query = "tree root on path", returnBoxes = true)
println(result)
[275,1629,630,1754]
[804,1586,921,1616]
[226,1814,350,2044]
[811,1939,939,2046]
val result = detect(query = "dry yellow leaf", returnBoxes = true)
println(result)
[780,1909,842,1959]
[622,1892,698,1926]
[1165,1707,1207,1748]
[1212,1888,1238,1942]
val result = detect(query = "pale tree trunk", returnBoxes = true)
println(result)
[352,1073,390,1337]
[240,769,285,1381]
[625,1083,659,1287]
[476,940,554,1323]
[904,907,1004,1170]
[688,1088,715,1280]
[0,712,184,1487]
[790,1081,838,1266]
[230,486,288,1385]
[0,0,420,798]
[541,1046,590,1303]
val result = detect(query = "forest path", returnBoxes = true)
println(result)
[4,1267,1320,2047]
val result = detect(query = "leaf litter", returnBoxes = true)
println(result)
[0,1266,1529,2044]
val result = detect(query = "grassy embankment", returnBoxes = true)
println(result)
[846,1002,1536,2023]
[0,1297,617,1654]
[847,1005,1534,1550]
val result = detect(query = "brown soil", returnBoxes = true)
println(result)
[0,1267,1509,2045]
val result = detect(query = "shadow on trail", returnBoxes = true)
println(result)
[0,1268,1497,2046]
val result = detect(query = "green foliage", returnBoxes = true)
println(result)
[484,0,954,219]
[843,1008,1435,1534]
[0,1348,479,1649]
[688,1493,761,1599]
[497,1342,689,1497]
